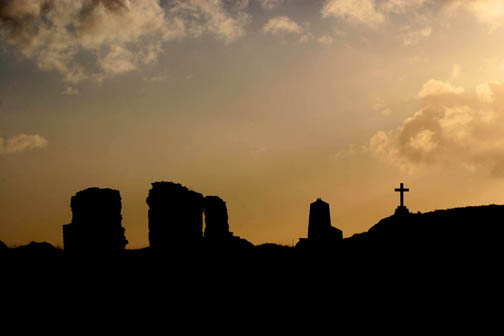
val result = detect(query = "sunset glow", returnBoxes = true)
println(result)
[2,0,504,248]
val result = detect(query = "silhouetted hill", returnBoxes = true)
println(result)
[4,204,504,314]
[342,205,504,270]
[4,205,503,276]
[11,241,63,259]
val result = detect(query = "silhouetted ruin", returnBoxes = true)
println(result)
[204,196,232,241]
[146,182,205,250]
[296,198,343,249]
[145,182,253,253]
[3,179,499,286]
[63,187,127,255]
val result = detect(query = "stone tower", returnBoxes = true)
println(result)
[204,196,232,241]
[63,187,128,255]
[146,182,204,250]
[307,198,342,243]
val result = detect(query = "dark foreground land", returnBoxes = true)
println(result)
[2,205,503,282]
[2,205,503,328]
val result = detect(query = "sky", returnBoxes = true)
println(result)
[1,0,504,248]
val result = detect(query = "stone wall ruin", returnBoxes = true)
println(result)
[63,187,128,255]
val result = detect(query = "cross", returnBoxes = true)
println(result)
[394,183,409,207]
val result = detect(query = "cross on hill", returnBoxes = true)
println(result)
[395,183,409,207]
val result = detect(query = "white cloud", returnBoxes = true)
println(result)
[445,0,504,31]
[322,0,385,27]
[408,129,437,152]
[322,0,504,34]
[98,44,137,75]
[322,0,429,27]
[417,79,464,99]
[169,0,250,44]
[263,16,302,35]
[369,79,504,177]
[475,81,500,104]
[0,0,249,83]
[0,134,48,154]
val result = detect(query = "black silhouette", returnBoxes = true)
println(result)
[12,241,62,259]
[2,179,503,294]
[343,204,504,274]
[204,195,231,241]
[296,198,342,250]
[0,240,8,257]
[146,182,205,251]
[394,182,410,215]
[146,182,253,256]
[63,187,127,256]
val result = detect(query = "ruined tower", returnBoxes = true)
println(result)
[204,196,232,241]
[63,187,128,255]
[146,182,204,250]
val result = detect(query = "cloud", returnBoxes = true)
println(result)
[98,44,137,75]
[369,79,504,177]
[322,0,385,27]
[0,134,48,154]
[475,81,498,104]
[317,34,333,46]
[445,0,504,31]
[321,0,428,25]
[263,16,301,35]
[322,0,504,33]
[417,79,464,99]
[379,0,428,14]
[0,0,249,83]
[167,0,250,44]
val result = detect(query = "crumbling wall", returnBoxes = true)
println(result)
[146,182,204,250]
[63,187,127,255]
[204,196,231,240]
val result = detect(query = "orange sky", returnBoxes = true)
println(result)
[1,0,504,247]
